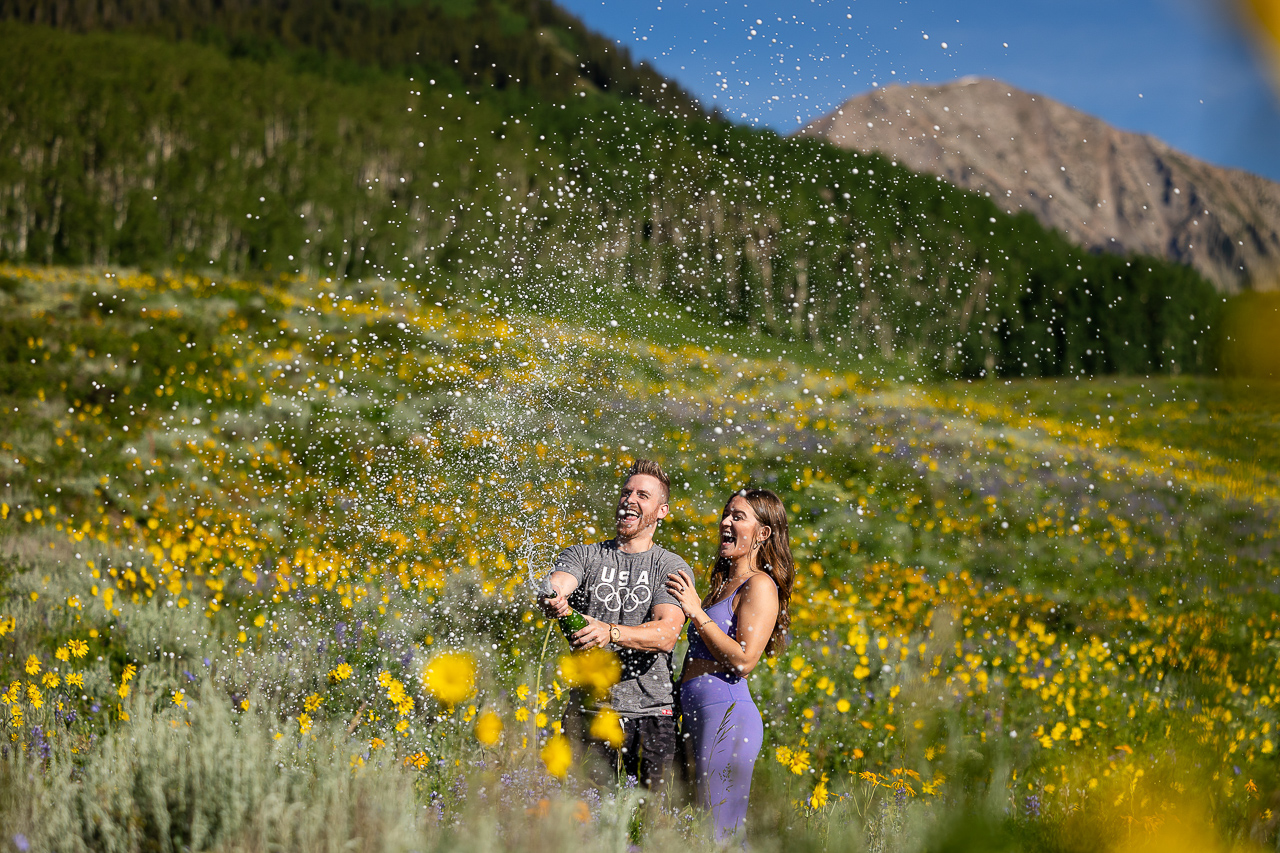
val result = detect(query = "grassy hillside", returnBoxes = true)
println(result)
[0,21,1219,379]
[0,264,1276,850]
[0,0,703,114]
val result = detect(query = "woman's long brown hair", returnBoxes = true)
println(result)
[706,488,795,656]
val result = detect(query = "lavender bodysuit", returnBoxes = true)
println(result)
[679,577,772,841]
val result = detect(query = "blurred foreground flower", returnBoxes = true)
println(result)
[475,710,503,746]
[541,734,573,778]
[558,649,621,701]
[422,651,476,707]
[589,708,625,748]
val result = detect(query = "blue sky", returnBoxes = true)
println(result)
[558,0,1280,182]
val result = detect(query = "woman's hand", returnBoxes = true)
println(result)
[665,569,704,619]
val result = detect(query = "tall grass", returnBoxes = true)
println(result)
[1,264,1277,852]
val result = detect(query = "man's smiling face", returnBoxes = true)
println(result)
[615,473,669,542]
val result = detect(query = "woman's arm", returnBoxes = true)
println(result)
[666,571,778,675]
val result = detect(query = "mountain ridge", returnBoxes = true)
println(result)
[0,0,705,116]
[798,77,1280,293]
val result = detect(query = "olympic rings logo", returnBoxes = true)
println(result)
[593,581,652,614]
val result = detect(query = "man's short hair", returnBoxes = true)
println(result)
[628,459,670,503]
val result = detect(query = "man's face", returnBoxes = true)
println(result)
[615,474,669,541]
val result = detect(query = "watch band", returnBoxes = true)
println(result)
[609,624,621,643]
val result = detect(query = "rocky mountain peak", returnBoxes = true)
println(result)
[799,78,1280,292]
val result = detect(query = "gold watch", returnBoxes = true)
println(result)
[609,624,621,644]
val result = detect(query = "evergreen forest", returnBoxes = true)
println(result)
[0,8,1221,378]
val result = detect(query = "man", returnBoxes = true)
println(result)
[540,459,689,790]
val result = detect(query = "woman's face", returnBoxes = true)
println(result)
[719,495,770,562]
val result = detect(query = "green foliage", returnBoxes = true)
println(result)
[0,0,701,113]
[1218,291,1280,378]
[0,21,1221,377]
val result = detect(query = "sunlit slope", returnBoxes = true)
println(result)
[0,21,1218,378]
[1,264,1269,605]
[0,0,702,114]
[2,264,1278,810]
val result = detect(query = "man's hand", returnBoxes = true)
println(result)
[539,590,571,619]
[571,616,612,650]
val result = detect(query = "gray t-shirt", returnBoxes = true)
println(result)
[554,539,689,717]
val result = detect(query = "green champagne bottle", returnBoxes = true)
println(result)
[556,608,589,640]
[540,578,589,640]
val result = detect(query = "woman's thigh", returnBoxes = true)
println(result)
[684,698,763,779]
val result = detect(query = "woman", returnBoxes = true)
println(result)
[665,488,795,842]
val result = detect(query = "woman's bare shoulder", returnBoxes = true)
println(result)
[742,571,779,596]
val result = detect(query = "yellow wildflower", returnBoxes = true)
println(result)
[422,651,476,707]
[541,734,573,779]
[808,774,829,809]
[558,649,621,701]
[589,708,625,749]
[24,655,40,675]
[475,711,503,747]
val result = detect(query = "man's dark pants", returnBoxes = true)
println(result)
[562,697,678,790]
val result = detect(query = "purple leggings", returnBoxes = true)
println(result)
[680,672,763,841]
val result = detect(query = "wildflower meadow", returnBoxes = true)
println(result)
[0,263,1277,852]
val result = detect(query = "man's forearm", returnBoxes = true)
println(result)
[549,570,579,597]
[615,618,684,653]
